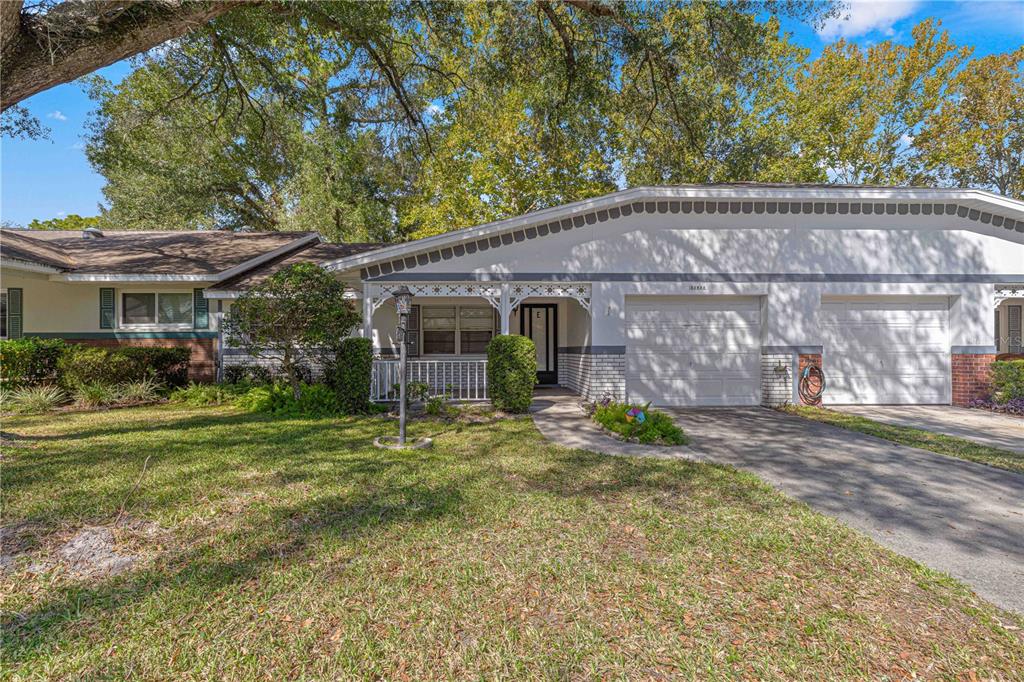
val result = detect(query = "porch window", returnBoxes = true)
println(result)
[420,305,496,355]
[122,292,193,327]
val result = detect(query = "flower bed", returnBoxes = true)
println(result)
[592,401,688,446]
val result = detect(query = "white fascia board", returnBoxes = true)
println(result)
[205,287,363,300]
[48,234,322,284]
[322,186,1024,274]
[1,258,63,274]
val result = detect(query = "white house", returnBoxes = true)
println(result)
[303,185,1023,407]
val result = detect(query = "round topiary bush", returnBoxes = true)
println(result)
[486,334,537,413]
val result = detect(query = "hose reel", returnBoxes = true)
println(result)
[799,363,826,404]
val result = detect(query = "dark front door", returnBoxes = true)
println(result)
[521,304,558,385]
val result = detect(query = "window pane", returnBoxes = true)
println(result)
[423,331,455,354]
[122,293,156,324]
[158,293,193,324]
[0,292,6,338]
[460,307,494,330]
[460,330,492,354]
[422,306,456,330]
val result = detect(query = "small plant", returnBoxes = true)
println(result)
[391,381,429,408]
[593,401,688,446]
[223,363,272,385]
[170,382,246,407]
[10,384,67,413]
[73,382,121,408]
[424,384,456,417]
[118,378,164,403]
[235,382,341,417]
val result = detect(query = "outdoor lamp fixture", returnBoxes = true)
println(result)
[392,285,414,445]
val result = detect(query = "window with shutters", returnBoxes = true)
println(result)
[1010,305,1023,353]
[121,292,193,329]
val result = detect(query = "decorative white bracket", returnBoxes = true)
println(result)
[994,287,1024,308]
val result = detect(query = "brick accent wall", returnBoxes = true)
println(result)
[559,352,588,396]
[68,338,216,382]
[951,353,995,406]
[557,351,625,402]
[798,353,823,406]
[761,353,792,406]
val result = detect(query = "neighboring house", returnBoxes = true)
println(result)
[3,184,1023,406]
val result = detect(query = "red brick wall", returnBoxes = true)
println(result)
[66,338,217,382]
[798,353,823,406]
[951,353,995,406]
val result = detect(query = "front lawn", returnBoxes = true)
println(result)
[2,405,1021,679]
[781,405,1024,474]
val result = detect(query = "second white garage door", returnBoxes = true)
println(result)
[625,296,761,406]
[820,296,950,404]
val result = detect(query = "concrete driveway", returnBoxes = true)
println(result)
[667,407,1024,615]
[830,405,1024,454]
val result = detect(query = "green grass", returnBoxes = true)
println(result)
[2,405,1021,680]
[781,405,1024,474]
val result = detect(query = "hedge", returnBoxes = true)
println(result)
[324,337,373,414]
[991,360,1024,403]
[57,344,191,388]
[0,338,67,388]
[487,334,536,413]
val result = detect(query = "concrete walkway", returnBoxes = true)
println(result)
[530,392,1024,615]
[831,405,1024,454]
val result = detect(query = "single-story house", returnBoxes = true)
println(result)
[3,184,1023,406]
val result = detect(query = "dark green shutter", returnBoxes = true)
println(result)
[406,304,420,357]
[99,288,115,329]
[7,288,23,339]
[193,288,209,329]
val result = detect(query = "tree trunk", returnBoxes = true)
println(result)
[281,348,302,401]
[1,1,251,110]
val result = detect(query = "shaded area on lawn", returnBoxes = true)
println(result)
[3,405,1022,680]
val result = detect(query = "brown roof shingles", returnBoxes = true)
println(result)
[213,242,382,291]
[0,230,320,275]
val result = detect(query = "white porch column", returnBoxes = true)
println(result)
[499,283,511,334]
[362,281,373,340]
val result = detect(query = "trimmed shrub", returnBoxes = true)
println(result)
[57,345,190,388]
[486,335,536,413]
[594,401,688,446]
[324,337,373,414]
[224,363,272,385]
[991,360,1024,403]
[58,345,136,387]
[0,338,67,388]
[117,347,190,387]
[9,384,68,413]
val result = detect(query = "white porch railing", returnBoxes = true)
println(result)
[371,359,489,402]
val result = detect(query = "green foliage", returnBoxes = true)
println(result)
[223,363,273,385]
[9,385,68,414]
[27,214,102,231]
[324,337,373,414]
[223,263,360,400]
[72,382,121,409]
[990,360,1024,403]
[118,378,164,403]
[0,338,67,388]
[486,335,536,413]
[170,382,247,407]
[56,345,190,389]
[594,402,688,446]
[235,382,341,418]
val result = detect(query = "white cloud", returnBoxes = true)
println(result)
[47,110,68,121]
[818,1,921,40]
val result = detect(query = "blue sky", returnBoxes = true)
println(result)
[2,0,1022,227]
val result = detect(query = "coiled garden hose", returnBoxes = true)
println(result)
[799,364,826,404]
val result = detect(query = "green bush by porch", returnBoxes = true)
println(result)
[486,334,536,413]
[990,360,1024,402]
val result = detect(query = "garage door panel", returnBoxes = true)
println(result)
[822,297,950,405]
[626,296,760,407]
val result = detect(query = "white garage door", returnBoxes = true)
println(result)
[820,297,950,404]
[626,296,761,406]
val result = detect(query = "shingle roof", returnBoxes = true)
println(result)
[213,241,382,292]
[0,229,317,275]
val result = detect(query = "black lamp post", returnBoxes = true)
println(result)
[392,285,414,445]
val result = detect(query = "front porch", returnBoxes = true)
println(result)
[364,281,594,402]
